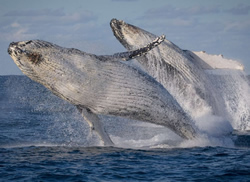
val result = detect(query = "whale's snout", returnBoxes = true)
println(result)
[8,40,45,67]
[8,42,17,54]
[8,42,23,56]
[110,19,126,41]
[8,46,13,55]
[9,42,18,47]
[8,40,36,55]
[110,18,125,29]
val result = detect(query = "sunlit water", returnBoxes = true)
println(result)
[0,76,250,181]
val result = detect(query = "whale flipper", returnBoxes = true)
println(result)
[101,35,165,61]
[77,107,114,146]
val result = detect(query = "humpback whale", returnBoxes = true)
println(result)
[8,36,197,145]
[110,19,226,118]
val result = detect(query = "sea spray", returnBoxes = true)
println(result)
[207,70,250,130]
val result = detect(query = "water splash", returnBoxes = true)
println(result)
[207,70,250,130]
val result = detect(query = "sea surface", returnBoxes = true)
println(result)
[0,75,250,181]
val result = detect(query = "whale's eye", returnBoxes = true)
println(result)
[27,52,43,65]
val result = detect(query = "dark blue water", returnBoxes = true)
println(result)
[1,76,250,181]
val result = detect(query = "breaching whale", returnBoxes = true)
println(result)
[8,36,197,146]
[110,18,226,118]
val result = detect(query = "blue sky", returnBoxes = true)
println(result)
[1,0,250,75]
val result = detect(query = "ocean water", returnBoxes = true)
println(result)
[0,75,250,181]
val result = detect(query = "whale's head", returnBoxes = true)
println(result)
[8,41,40,76]
[110,18,157,51]
[7,40,101,104]
[7,40,73,94]
[8,40,58,80]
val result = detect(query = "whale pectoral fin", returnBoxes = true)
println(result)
[101,34,165,61]
[126,34,165,60]
[77,106,114,146]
